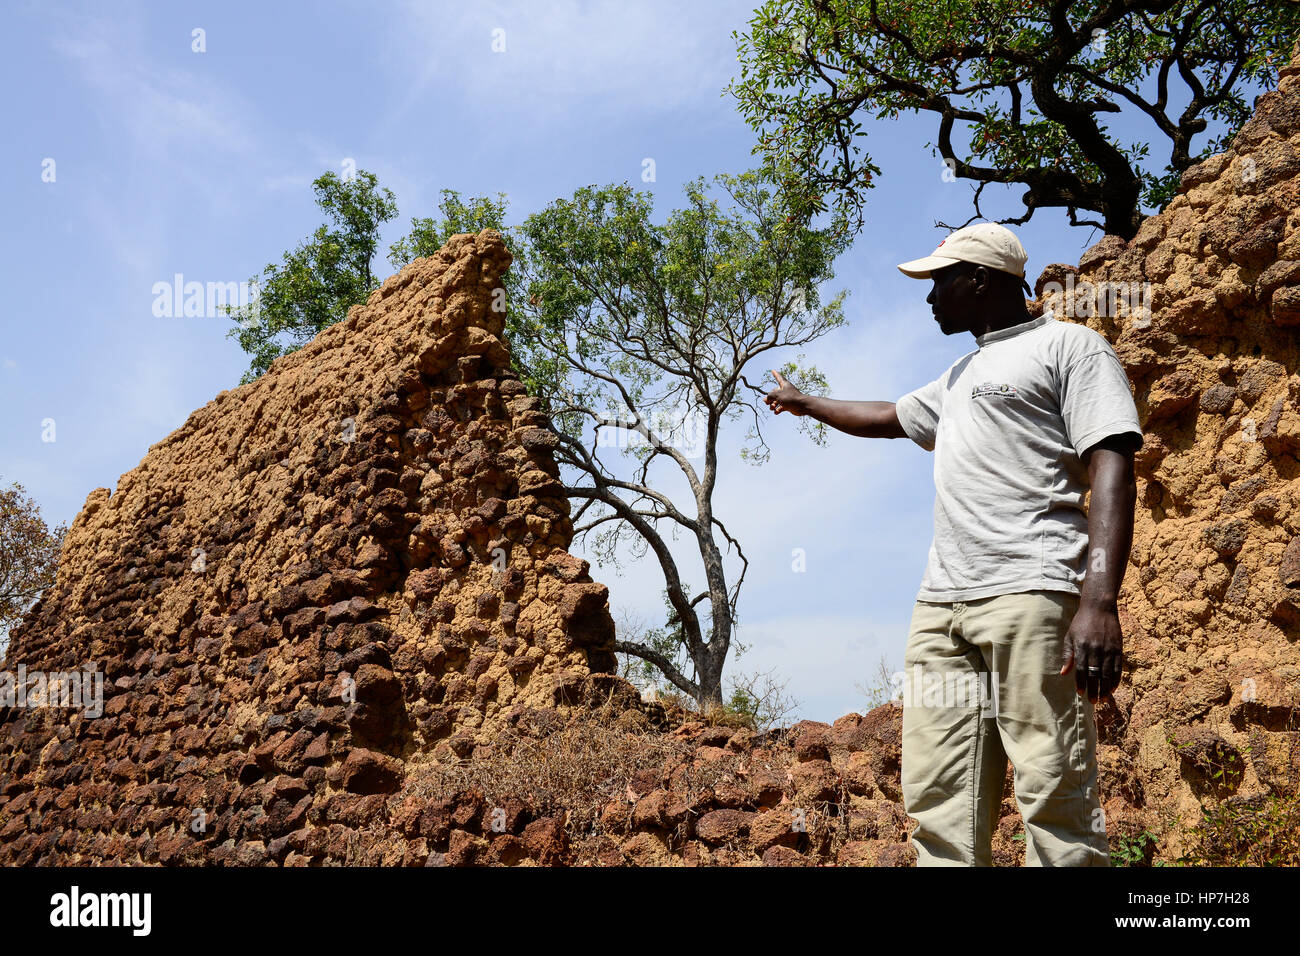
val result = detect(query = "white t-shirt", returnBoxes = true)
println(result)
[895,310,1143,602]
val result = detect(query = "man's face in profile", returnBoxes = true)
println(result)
[926,261,979,335]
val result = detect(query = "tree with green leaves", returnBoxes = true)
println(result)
[0,480,66,657]
[227,169,397,383]
[728,0,1300,239]
[405,171,850,708]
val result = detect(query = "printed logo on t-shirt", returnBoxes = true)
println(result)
[971,381,1018,399]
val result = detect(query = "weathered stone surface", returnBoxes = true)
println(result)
[0,230,623,865]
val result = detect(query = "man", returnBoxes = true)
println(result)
[764,222,1141,867]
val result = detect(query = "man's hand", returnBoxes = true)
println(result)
[765,370,807,416]
[762,373,906,438]
[1065,435,1138,704]
[1060,601,1123,702]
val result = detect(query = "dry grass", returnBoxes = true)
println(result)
[401,704,754,837]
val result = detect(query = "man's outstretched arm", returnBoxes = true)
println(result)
[765,370,909,439]
[1061,432,1139,702]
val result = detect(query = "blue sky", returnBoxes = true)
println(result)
[0,0,1265,721]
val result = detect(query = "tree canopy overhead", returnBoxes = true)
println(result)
[729,0,1300,239]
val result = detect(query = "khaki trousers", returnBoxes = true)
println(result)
[900,589,1109,866]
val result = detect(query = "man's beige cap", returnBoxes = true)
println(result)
[897,222,1029,281]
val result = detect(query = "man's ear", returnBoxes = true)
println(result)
[971,264,989,296]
